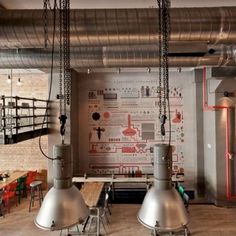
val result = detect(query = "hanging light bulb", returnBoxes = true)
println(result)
[7,75,11,84]
[17,78,22,86]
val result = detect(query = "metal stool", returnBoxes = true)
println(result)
[29,180,43,212]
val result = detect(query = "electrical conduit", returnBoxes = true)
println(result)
[202,67,236,200]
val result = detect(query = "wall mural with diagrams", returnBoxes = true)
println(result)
[78,73,186,176]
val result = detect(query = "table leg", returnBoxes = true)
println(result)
[97,207,100,236]
[82,216,90,232]
[112,182,115,201]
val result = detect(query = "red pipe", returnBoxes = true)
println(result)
[202,67,236,200]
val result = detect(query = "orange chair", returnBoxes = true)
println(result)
[2,182,18,213]
[26,171,37,189]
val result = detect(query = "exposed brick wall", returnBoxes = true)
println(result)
[0,73,48,171]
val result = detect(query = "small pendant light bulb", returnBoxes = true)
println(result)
[7,75,11,84]
[17,77,22,86]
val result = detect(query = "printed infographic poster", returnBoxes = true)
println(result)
[86,77,184,176]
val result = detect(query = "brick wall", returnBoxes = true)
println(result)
[0,72,48,171]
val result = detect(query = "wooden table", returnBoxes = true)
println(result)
[0,171,28,190]
[73,175,184,201]
[73,175,184,184]
[80,182,104,236]
[80,182,104,207]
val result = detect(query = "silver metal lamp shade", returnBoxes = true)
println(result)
[138,187,188,231]
[35,144,89,230]
[138,144,189,231]
[35,186,89,230]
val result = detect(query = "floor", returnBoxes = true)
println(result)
[1,198,236,236]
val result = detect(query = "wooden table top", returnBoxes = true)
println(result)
[80,182,104,207]
[73,175,184,183]
[0,171,28,190]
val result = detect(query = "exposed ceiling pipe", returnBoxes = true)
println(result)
[0,45,235,68]
[0,8,236,48]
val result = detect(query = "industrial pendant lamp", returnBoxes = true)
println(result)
[35,144,89,230]
[137,0,189,234]
[35,0,88,231]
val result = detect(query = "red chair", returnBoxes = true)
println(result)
[26,171,37,189]
[2,182,18,213]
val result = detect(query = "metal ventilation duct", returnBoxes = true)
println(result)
[0,45,235,68]
[0,8,236,48]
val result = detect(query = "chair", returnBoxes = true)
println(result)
[0,190,6,217]
[26,171,37,189]
[87,192,110,235]
[16,176,27,204]
[59,225,80,236]
[176,183,190,209]
[29,180,43,212]
[2,182,18,213]
[106,185,112,215]
[183,193,190,209]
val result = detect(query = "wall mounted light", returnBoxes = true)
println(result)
[87,68,91,74]
[17,78,22,86]
[7,75,11,84]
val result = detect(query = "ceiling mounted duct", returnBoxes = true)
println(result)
[35,144,89,230]
[0,44,235,68]
[137,144,189,233]
[0,7,236,48]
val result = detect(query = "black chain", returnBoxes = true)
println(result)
[158,0,162,118]
[58,0,71,139]
[62,0,71,108]
[43,0,48,48]
[66,0,71,106]
[157,0,171,138]
[59,0,63,116]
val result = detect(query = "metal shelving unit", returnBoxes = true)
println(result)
[0,96,50,144]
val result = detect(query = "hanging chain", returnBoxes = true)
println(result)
[158,0,162,119]
[157,0,171,139]
[58,0,71,141]
[59,0,63,116]
[43,0,53,48]
[43,0,49,48]
[62,0,71,108]
[66,0,71,106]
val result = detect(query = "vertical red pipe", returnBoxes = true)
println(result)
[202,67,236,200]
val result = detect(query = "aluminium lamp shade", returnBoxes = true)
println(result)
[137,144,188,231]
[35,144,89,230]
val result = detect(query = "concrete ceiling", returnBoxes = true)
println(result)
[0,0,236,9]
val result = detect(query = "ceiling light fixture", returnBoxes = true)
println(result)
[35,0,88,231]
[137,0,189,234]
[7,75,11,84]
[17,78,21,86]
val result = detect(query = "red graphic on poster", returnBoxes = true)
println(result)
[172,109,181,123]
[122,146,136,153]
[89,144,97,153]
[103,111,110,119]
[122,114,136,136]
